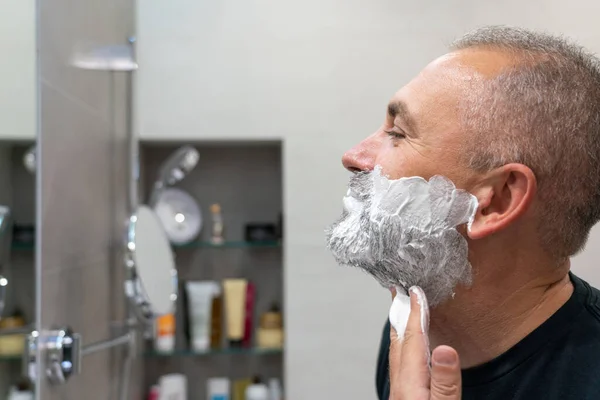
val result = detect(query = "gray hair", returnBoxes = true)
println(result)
[451,26,600,260]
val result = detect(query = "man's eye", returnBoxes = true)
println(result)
[384,130,406,140]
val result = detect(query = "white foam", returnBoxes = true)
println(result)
[389,289,411,340]
[389,286,429,339]
[369,166,478,236]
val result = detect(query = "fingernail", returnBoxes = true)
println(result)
[433,347,457,366]
[409,286,426,302]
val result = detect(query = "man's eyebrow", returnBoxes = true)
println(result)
[387,100,417,134]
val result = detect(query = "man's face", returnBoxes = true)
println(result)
[342,52,479,188]
[327,51,493,306]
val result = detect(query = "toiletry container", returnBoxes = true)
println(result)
[210,203,225,244]
[210,286,223,348]
[268,378,282,400]
[245,377,269,400]
[0,310,26,357]
[154,313,176,353]
[158,373,187,400]
[233,379,252,400]
[7,379,33,400]
[185,281,220,352]
[223,279,248,347]
[256,304,283,350]
[147,385,160,400]
[242,283,255,347]
[208,377,231,400]
[7,388,33,400]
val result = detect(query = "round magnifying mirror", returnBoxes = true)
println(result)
[127,205,177,318]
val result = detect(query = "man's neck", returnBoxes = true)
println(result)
[428,260,573,369]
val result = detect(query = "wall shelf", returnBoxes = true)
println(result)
[11,242,34,250]
[0,355,21,362]
[145,348,283,358]
[141,144,284,394]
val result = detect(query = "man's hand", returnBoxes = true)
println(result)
[389,287,462,399]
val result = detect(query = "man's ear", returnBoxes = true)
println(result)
[467,164,537,240]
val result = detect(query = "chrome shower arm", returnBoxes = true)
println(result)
[81,331,133,356]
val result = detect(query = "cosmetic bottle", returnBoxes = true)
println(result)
[208,377,230,400]
[268,378,282,400]
[154,313,175,353]
[158,374,187,400]
[257,303,283,350]
[210,203,225,245]
[245,376,268,400]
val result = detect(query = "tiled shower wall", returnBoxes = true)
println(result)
[37,0,140,398]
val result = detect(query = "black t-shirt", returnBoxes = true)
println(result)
[376,272,600,400]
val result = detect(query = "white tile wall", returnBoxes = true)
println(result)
[0,0,36,140]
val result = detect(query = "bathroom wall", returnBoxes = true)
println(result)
[37,0,139,399]
[0,0,36,140]
[135,0,600,398]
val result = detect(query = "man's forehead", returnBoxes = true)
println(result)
[387,49,511,134]
[388,58,467,133]
[432,48,516,78]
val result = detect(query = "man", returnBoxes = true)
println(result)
[329,26,600,399]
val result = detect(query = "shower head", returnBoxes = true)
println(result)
[148,146,199,206]
[157,146,199,186]
[70,42,138,72]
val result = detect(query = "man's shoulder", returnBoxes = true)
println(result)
[571,273,600,325]
[554,273,600,368]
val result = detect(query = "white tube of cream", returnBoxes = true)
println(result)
[185,281,219,352]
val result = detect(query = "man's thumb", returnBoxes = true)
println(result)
[430,345,462,399]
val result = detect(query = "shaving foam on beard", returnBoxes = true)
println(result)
[367,166,478,235]
[373,166,477,334]
[326,165,479,310]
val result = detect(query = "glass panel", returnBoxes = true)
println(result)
[145,348,284,358]
[0,1,37,397]
[173,241,281,249]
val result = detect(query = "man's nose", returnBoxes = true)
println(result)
[342,137,378,173]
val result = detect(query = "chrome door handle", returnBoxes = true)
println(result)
[23,330,38,382]
[24,328,82,385]
[44,328,81,384]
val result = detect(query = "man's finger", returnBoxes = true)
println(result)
[399,287,430,376]
[391,286,431,398]
[430,345,462,399]
[388,289,405,387]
